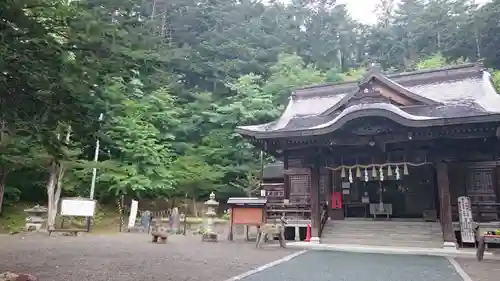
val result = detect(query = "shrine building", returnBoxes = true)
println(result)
[237,63,500,248]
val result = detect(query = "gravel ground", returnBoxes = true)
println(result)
[454,258,500,281]
[242,251,464,281]
[0,232,296,281]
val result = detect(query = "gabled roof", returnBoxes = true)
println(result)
[323,66,440,115]
[236,63,500,139]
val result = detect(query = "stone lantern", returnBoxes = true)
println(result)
[202,192,219,242]
[24,205,48,232]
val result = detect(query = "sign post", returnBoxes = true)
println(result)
[458,196,475,243]
[128,200,139,229]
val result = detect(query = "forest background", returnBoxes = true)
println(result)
[2,0,500,229]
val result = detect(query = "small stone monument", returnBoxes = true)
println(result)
[129,210,152,233]
[170,207,180,234]
[24,205,48,232]
[140,210,152,232]
[202,192,219,242]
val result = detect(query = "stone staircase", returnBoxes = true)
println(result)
[321,219,444,248]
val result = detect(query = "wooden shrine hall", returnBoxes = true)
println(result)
[237,63,500,248]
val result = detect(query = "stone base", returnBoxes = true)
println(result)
[202,232,218,242]
[128,226,147,233]
[310,237,321,244]
[24,223,43,232]
[442,241,457,248]
[151,231,168,244]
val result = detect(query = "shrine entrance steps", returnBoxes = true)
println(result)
[321,219,444,248]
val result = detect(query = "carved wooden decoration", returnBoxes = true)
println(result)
[350,123,394,136]
[344,83,397,108]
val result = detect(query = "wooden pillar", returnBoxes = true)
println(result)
[325,169,333,207]
[284,151,290,200]
[310,159,321,243]
[330,170,344,220]
[436,162,456,247]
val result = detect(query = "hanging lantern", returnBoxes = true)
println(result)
[371,166,377,178]
[387,165,393,176]
[379,166,384,181]
[341,167,346,178]
[348,168,353,183]
[403,163,409,175]
[356,166,361,178]
[395,166,400,180]
[364,168,369,182]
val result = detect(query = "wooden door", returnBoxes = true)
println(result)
[465,167,498,221]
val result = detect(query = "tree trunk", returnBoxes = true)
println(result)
[46,161,59,230]
[46,129,71,229]
[0,166,7,215]
[192,195,198,217]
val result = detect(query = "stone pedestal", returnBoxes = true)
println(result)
[310,237,321,244]
[24,205,47,232]
[202,192,219,242]
[442,241,457,248]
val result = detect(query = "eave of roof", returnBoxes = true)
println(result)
[236,63,500,138]
[237,110,500,139]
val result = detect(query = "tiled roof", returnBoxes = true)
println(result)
[262,162,284,179]
[237,63,500,138]
[226,197,267,205]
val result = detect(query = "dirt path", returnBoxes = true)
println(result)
[0,233,296,281]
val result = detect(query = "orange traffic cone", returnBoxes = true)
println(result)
[305,224,311,242]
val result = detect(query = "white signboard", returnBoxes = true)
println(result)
[60,198,96,217]
[128,200,139,228]
[458,196,475,243]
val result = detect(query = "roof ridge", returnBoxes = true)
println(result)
[387,63,480,79]
[293,63,482,98]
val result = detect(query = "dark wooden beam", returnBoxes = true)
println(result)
[310,154,321,241]
[436,162,456,246]
[283,150,290,200]
[248,124,499,152]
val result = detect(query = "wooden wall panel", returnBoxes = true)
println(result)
[319,168,328,205]
[262,183,284,204]
[465,168,498,221]
[287,155,311,205]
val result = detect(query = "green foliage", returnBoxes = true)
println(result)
[415,53,448,70]
[415,53,465,70]
[2,0,500,211]
[492,71,500,92]
[230,171,261,196]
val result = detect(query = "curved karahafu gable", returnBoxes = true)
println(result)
[236,63,500,139]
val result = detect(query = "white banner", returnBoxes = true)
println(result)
[128,200,138,228]
[458,196,475,243]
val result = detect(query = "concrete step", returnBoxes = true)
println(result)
[325,221,442,228]
[321,238,443,248]
[323,232,442,239]
[322,228,442,235]
[320,220,443,248]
